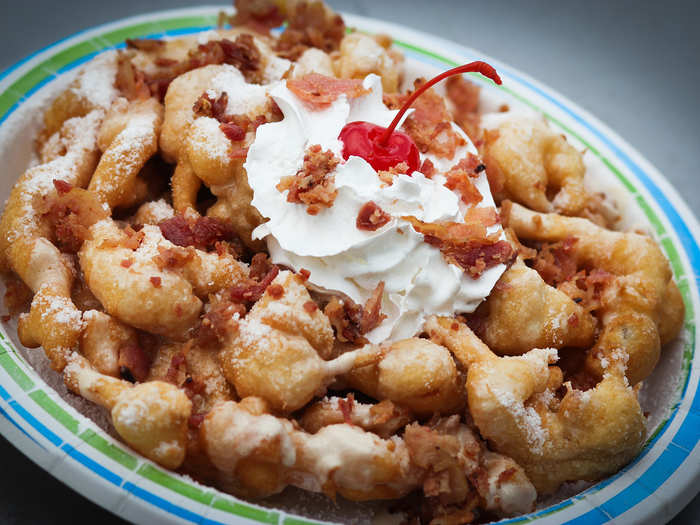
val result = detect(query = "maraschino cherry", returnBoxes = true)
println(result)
[338,61,502,173]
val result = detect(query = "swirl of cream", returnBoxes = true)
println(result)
[245,74,506,342]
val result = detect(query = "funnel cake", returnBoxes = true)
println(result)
[0,1,684,523]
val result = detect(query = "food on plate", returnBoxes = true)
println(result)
[0,0,685,522]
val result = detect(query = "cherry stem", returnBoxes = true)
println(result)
[379,61,502,145]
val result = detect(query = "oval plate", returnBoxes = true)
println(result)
[0,7,698,525]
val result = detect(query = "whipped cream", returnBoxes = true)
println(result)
[245,74,506,342]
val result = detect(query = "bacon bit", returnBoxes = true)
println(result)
[53,179,73,194]
[44,186,109,253]
[199,300,246,345]
[401,78,466,159]
[445,75,481,139]
[405,216,515,278]
[267,284,284,299]
[229,0,285,34]
[496,467,518,486]
[444,154,485,205]
[337,394,355,425]
[298,268,311,281]
[377,161,410,186]
[250,253,273,281]
[193,91,229,120]
[219,121,246,142]
[122,226,145,250]
[324,282,387,343]
[165,352,186,384]
[356,201,391,231]
[568,313,579,327]
[150,276,162,288]
[303,300,318,313]
[499,104,510,112]
[118,344,150,383]
[228,266,280,305]
[159,214,237,251]
[360,281,387,334]
[287,74,369,109]
[277,144,338,214]
[529,237,579,286]
[153,246,193,271]
[188,412,207,429]
[419,158,436,178]
[120,259,133,268]
[463,206,500,227]
[115,52,150,101]
[275,1,345,60]
[125,38,165,52]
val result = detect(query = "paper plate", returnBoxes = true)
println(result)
[0,6,698,525]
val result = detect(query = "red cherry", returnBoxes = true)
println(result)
[338,61,502,175]
[339,121,420,173]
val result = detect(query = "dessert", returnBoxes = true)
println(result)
[0,0,685,523]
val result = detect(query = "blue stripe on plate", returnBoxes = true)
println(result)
[8,399,62,447]
[0,404,47,450]
[0,383,11,401]
[62,443,123,486]
[123,481,226,525]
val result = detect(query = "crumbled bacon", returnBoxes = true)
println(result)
[405,216,515,278]
[419,158,436,178]
[228,266,280,306]
[277,144,338,215]
[377,162,410,186]
[199,299,246,345]
[165,352,186,385]
[528,237,579,287]
[188,412,207,429]
[324,282,386,343]
[356,201,391,231]
[122,226,145,250]
[43,184,109,253]
[153,245,193,270]
[193,91,229,121]
[286,74,369,109]
[150,276,162,288]
[444,156,484,205]
[230,0,285,35]
[298,268,311,281]
[445,75,481,139]
[159,214,237,251]
[303,300,318,313]
[219,121,247,142]
[249,252,273,281]
[267,284,284,299]
[115,52,150,101]
[120,259,133,268]
[400,78,466,159]
[118,344,150,383]
[275,1,345,60]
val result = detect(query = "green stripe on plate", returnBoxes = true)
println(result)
[158,15,220,31]
[661,237,685,280]
[79,428,139,471]
[677,278,695,321]
[5,65,53,101]
[635,195,665,237]
[0,347,35,391]
[211,497,279,524]
[28,390,79,434]
[283,517,324,525]
[137,464,213,505]
[0,90,21,119]
[40,39,104,73]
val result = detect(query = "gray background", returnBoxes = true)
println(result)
[0,0,698,523]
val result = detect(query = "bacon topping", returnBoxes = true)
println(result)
[229,0,285,35]
[159,214,238,252]
[277,144,339,215]
[445,75,481,139]
[419,158,436,178]
[303,300,318,313]
[377,162,410,186]
[405,216,515,278]
[337,394,355,425]
[399,79,467,159]
[228,266,280,306]
[356,201,391,231]
[275,1,345,60]
[324,281,387,344]
[286,74,369,109]
[118,344,150,383]
[444,154,484,205]
[150,276,162,288]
